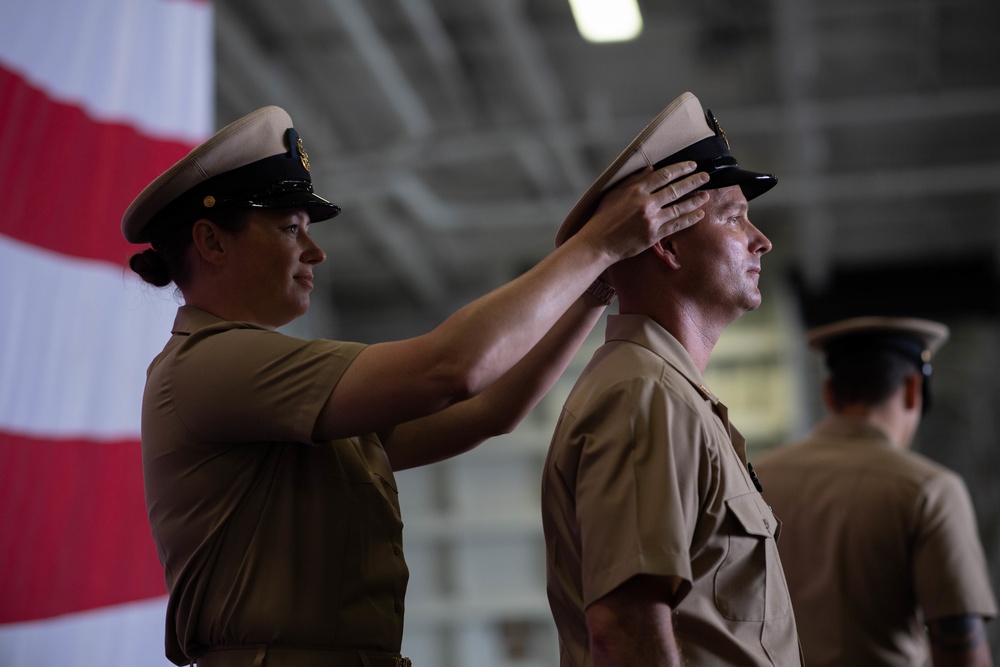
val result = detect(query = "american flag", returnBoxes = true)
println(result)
[1,0,212,663]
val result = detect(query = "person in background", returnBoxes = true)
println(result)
[755,316,997,667]
[121,105,709,667]
[541,91,801,666]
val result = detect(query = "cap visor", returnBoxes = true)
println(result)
[250,191,341,222]
[705,168,777,201]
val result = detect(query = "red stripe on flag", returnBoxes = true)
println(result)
[0,66,195,266]
[0,430,166,623]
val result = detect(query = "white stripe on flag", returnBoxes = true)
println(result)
[1,0,211,660]
[0,0,213,142]
[0,596,173,666]
[0,235,178,440]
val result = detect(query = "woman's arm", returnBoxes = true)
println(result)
[312,163,709,441]
[382,292,605,470]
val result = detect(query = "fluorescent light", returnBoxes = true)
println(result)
[568,0,644,43]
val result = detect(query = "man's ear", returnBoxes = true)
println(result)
[903,372,921,411]
[651,238,682,270]
[191,219,227,266]
[822,379,839,413]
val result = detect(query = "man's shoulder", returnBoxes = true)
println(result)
[755,431,962,491]
[897,449,969,497]
[753,437,820,466]
[573,339,707,411]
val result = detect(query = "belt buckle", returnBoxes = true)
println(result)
[394,658,412,667]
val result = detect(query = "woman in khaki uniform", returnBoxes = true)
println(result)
[121,105,711,667]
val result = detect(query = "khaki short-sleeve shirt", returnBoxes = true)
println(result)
[754,417,998,667]
[541,314,801,666]
[142,306,408,665]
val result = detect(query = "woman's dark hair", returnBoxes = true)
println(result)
[128,208,252,288]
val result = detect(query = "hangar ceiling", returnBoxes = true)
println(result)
[214,0,1000,341]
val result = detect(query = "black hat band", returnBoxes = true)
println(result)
[651,111,776,201]
[147,129,339,247]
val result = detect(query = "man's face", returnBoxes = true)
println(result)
[672,185,772,320]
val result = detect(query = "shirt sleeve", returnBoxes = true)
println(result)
[913,468,998,620]
[168,325,366,445]
[574,376,706,608]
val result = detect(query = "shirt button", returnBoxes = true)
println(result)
[394,602,403,614]
[393,545,401,556]
[764,519,770,530]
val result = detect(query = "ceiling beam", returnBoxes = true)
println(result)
[351,200,451,307]
[322,161,1000,231]
[481,0,593,191]
[302,87,1000,175]
[321,0,433,137]
[396,0,477,127]
[214,2,315,120]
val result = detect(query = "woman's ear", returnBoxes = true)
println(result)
[191,219,226,266]
[652,238,682,270]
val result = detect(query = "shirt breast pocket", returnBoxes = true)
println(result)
[714,493,790,621]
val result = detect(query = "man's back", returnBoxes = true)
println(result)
[756,416,996,666]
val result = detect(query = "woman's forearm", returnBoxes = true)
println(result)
[384,294,606,470]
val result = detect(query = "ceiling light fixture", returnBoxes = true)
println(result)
[568,0,643,43]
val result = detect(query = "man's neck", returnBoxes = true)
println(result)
[834,403,914,451]
[613,263,743,375]
[624,305,726,374]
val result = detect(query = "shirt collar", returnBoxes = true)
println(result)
[605,313,720,404]
[170,305,229,336]
[813,415,894,448]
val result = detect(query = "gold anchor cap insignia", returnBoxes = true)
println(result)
[706,110,730,149]
[296,137,311,171]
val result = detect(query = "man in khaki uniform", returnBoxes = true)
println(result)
[755,317,997,667]
[541,92,801,666]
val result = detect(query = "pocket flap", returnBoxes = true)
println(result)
[725,493,774,538]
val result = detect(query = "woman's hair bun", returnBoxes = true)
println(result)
[129,248,173,287]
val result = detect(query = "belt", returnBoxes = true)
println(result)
[193,645,412,667]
